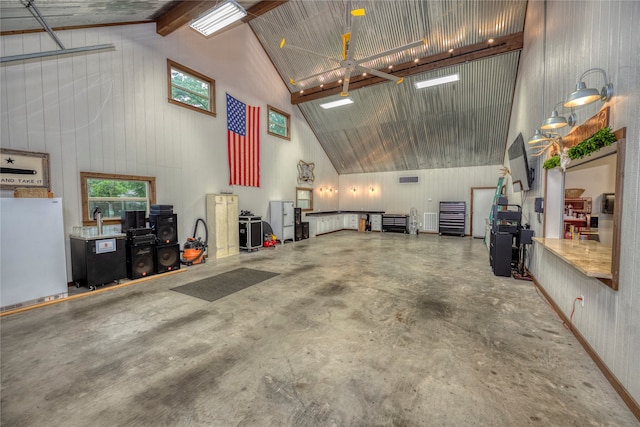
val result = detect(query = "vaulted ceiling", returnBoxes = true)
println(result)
[0,0,528,174]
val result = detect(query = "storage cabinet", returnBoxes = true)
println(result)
[269,201,295,243]
[206,194,239,258]
[370,214,382,232]
[439,201,466,236]
[382,214,409,233]
[71,235,127,288]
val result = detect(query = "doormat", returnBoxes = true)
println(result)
[170,268,279,302]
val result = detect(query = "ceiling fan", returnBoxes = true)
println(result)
[279,4,425,96]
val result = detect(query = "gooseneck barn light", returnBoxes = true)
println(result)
[190,0,247,37]
[541,102,577,130]
[563,68,614,108]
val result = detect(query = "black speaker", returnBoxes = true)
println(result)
[127,243,155,280]
[150,213,178,244]
[155,243,181,274]
[302,222,309,239]
[121,210,146,232]
[294,208,302,225]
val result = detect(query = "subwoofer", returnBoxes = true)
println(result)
[155,243,181,274]
[126,243,155,279]
[150,213,178,244]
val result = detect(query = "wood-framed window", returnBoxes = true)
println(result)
[167,59,216,117]
[268,104,290,140]
[296,187,313,211]
[80,172,156,225]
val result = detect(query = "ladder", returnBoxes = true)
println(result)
[484,177,505,243]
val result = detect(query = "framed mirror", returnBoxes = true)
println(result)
[296,187,313,211]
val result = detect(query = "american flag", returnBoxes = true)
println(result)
[227,93,260,187]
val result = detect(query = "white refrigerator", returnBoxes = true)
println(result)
[1,198,68,309]
[269,201,295,243]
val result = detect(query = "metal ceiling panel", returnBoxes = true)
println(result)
[298,52,521,174]
[249,0,526,173]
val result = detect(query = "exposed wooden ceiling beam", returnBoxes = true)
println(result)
[291,31,524,105]
[243,1,288,23]
[156,1,212,37]
[156,1,288,37]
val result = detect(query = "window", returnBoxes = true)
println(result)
[80,172,156,225]
[268,105,290,140]
[167,59,216,116]
[296,187,313,211]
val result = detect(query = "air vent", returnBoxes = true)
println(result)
[399,176,419,184]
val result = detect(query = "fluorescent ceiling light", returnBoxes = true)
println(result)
[414,73,460,89]
[319,98,354,109]
[190,0,247,37]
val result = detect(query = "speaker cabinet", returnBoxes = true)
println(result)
[127,243,155,280]
[150,213,178,244]
[121,210,146,232]
[155,243,181,274]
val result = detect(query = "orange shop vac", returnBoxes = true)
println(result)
[181,218,208,266]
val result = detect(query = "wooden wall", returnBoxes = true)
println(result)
[507,0,640,404]
[0,23,339,277]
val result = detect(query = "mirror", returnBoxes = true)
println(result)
[562,130,625,290]
[296,187,313,211]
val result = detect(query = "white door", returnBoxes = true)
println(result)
[471,188,496,238]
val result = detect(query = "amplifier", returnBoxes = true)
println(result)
[128,233,157,246]
[150,204,173,215]
[127,227,153,237]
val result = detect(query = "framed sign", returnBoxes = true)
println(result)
[0,148,50,190]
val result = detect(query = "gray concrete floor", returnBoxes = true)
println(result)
[1,232,638,426]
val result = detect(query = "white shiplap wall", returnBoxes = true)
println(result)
[337,165,500,235]
[507,1,640,404]
[0,23,339,277]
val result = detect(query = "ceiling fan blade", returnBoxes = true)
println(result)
[341,68,353,96]
[357,65,404,84]
[291,65,344,86]
[343,8,364,61]
[280,38,341,65]
[356,38,426,66]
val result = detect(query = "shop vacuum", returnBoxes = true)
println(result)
[181,218,208,266]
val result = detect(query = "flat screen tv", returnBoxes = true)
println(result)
[508,132,533,192]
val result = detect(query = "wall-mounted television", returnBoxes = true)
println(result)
[508,132,534,192]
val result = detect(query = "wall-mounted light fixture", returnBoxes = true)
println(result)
[350,187,357,193]
[541,102,576,130]
[190,0,247,37]
[563,68,613,108]
[318,187,324,193]
[369,186,375,193]
[528,129,551,144]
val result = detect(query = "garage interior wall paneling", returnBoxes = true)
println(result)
[337,166,499,235]
[507,1,640,404]
[0,23,339,279]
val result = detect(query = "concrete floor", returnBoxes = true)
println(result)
[1,232,637,426]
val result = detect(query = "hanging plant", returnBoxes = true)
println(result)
[542,127,616,170]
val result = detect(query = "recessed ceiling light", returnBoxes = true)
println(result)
[319,98,354,109]
[414,58,419,63]
[320,84,324,88]
[414,73,459,89]
[388,65,393,69]
[338,79,343,83]
[488,38,495,43]
[362,72,367,76]
[448,48,454,53]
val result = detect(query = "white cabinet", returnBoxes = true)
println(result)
[371,214,382,232]
[270,201,295,243]
[346,214,358,230]
[206,194,239,259]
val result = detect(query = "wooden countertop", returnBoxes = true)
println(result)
[533,237,612,280]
